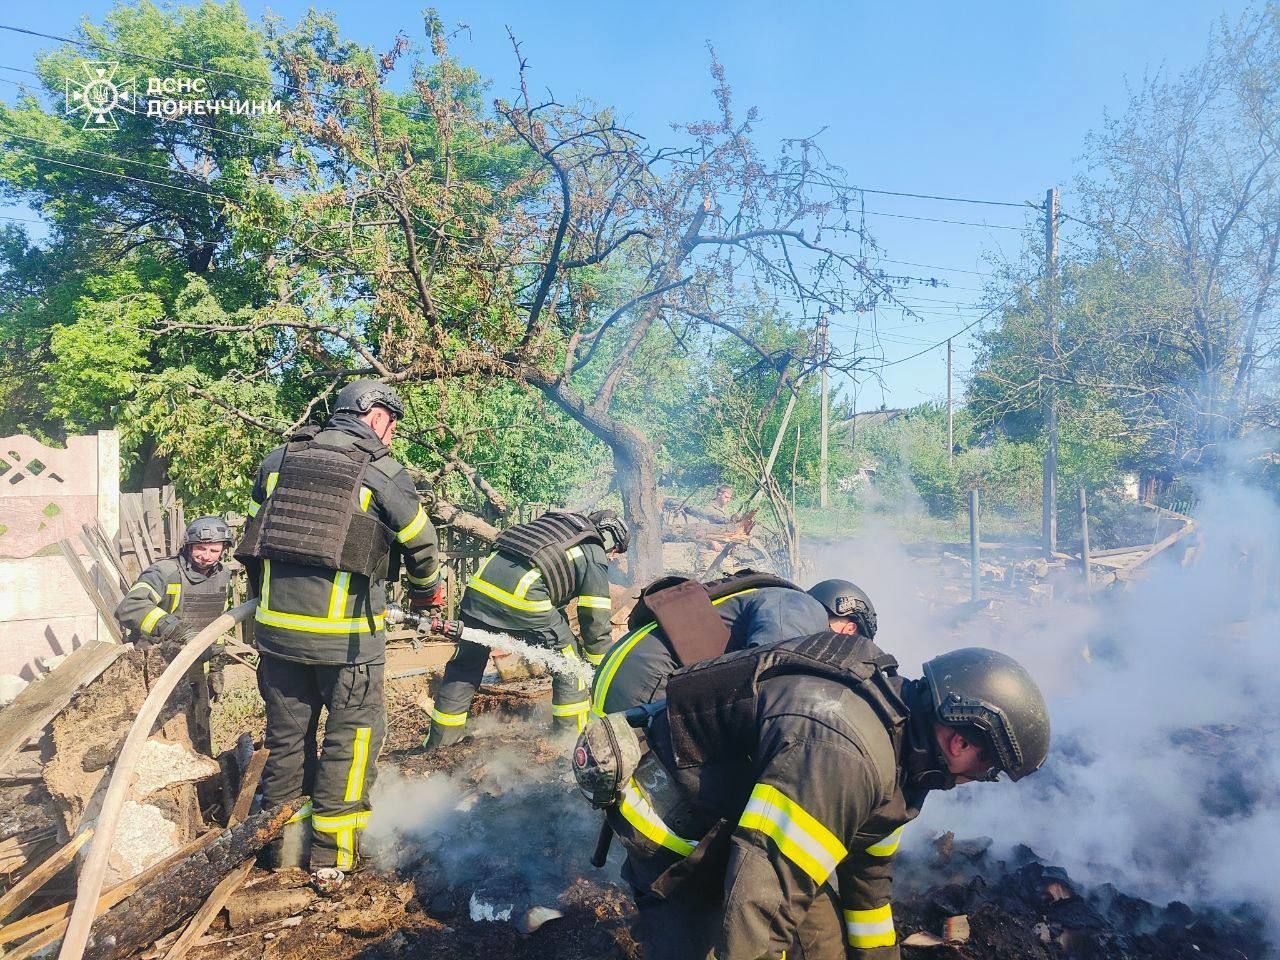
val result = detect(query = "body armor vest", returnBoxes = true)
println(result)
[627,570,803,667]
[493,511,603,607]
[237,427,395,579]
[176,561,230,633]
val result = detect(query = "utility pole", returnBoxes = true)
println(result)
[819,315,830,508]
[1042,187,1060,556]
[946,337,954,463]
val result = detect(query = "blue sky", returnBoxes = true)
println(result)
[0,1,1254,411]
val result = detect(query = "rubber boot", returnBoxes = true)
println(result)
[422,721,467,752]
[259,811,313,870]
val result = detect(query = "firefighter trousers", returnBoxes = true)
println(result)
[426,613,591,748]
[257,652,386,871]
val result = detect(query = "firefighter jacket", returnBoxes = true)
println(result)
[115,554,230,645]
[459,541,613,660]
[611,633,952,960]
[591,585,829,715]
[242,414,440,666]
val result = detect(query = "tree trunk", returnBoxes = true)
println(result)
[525,370,663,585]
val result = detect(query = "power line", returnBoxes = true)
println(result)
[860,293,1015,371]
[869,257,995,277]
[855,186,1030,210]
[7,133,215,181]
[861,209,1026,231]
[11,147,228,200]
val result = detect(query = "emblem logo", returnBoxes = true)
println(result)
[65,61,136,130]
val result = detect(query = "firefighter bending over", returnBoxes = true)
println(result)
[236,379,441,886]
[115,515,234,753]
[574,638,1050,960]
[424,509,629,748]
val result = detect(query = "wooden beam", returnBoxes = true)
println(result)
[55,542,124,644]
[0,830,93,923]
[157,861,252,960]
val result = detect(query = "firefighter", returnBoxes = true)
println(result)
[573,639,1050,960]
[592,573,880,717]
[236,379,441,886]
[423,509,629,748]
[115,515,234,753]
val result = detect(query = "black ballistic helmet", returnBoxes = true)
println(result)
[184,515,233,548]
[922,647,1051,782]
[334,378,406,420]
[807,579,878,639]
[590,509,631,553]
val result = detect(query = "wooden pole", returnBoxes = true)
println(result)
[969,489,981,603]
[1042,187,1060,556]
[56,602,257,960]
[819,315,830,509]
[1079,487,1093,588]
[946,337,954,463]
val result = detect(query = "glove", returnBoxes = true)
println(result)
[153,614,186,643]
[409,580,447,611]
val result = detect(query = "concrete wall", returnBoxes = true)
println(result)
[0,431,120,677]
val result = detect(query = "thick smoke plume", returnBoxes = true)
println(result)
[812,478,1280,931]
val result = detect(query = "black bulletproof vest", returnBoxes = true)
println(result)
[664,631,910,771]
[493,511,603,607]
[176,561,230,633]
[627,570,804,667]
[238,427,395,579]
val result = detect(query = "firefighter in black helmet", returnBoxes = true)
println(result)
[574,638,1049,960]
[807,578,878,639]
[424,509,629,748]
[115,515,234,753]
[237,379,441,884]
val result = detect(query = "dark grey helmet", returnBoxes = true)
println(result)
[334,379,405,419]
[184,515,232,547]
[589,509,631,553]
[807,579,878,639]
[922,647,1051,782]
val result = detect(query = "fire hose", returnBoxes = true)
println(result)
[385,603,464,641]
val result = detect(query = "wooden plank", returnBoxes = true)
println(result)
[125,499,160,567]
[158,862,252,960]
[0,641,126,777]
[1131,519,1196,571]
[77,533,124,610]
[55,542,124,644]
[228,750,268,826]
[0,830,93,923]
[81,525,129,594]
[142,488,164,551]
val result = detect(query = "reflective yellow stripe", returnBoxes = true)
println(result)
[565,545,585,561]
[560,645,587,691]
[397,506,428,544]
[552,700,590,717]
[248,500,261,518]
[344,727,372,803]
[135,582,160,603]
[576,595,611,610]
[140,607,166,635]
[514,566,543,599]
[866,826,903,857]
[406,567,441,586]
[584,649,606,666]
[328,572,351,620]
[255,607,386,635]
[266,471,279,496]
[589,589,759,715]
[359,486,373,511]
[312,811,371,871]
[591,622,659,715]
[165,582,181,612]
[619,778,697,856]
[312,811,372,830]
[844,904,895,949]
[287,800,314,824]
[739,783,847,883]
[467,574,554,612]
[430,707,469,727]
[262,559,272,608]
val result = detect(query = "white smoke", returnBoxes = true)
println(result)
[811,478,1280,928]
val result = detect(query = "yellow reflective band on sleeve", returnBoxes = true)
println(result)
[311,811,371,871]
[286,799,314,824]
[328,572,351,620]
[359,486,373,512]
[344,727,373,803]
[397,506,429,544]
[430,707,469,727]
[565,545,585,560]
[248,500,261,518]
[266,471,279,496]
[739,783,848,884]
[166,582,181,612]
[844,904,895,949]
[619,778,697,856]
[140,607,166,636]
[866,826,903,857]
[135,582,161,603]
[514,566,543,598]
[577,595,612,610]
[406,567,441,587]
[591,621,659,715]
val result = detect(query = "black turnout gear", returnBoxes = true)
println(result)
[808,578,878,639]
[243,412,439,872]
[591,571,829,715]
[184,515,233,547]
[922,647,1050,781]
[333,378,405,420]
[425,514,614,745]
